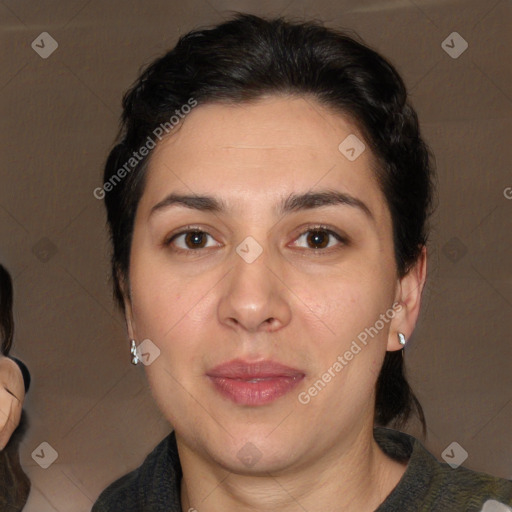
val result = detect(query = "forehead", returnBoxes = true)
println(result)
[139,96,388,222]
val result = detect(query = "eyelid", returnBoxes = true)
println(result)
[163,225,222,248]
[289,224,348,250]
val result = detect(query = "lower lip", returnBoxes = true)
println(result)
[208,375,304,406]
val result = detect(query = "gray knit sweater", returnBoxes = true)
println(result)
[92,427,512,511]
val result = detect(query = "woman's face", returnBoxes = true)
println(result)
[126,96,418,473]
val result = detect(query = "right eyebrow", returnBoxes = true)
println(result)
[150,194,226,216]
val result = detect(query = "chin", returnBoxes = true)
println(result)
[214,444,300,476]
[204,427,304,475]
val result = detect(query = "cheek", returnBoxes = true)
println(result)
[129,260,215,425]
[296,262,394,339]
[300,274,392,389]
[129,246,216,342]
[290,262,395,405]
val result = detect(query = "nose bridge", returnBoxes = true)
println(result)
[218,236,291,332]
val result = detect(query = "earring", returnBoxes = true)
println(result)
[398,332,406,346]
[130,339,139,365]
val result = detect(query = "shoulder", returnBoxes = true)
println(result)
[92,431,182,512]
[0,355,30,394]
[374,427,512,511]
[429,462,512,510]
[7,356,31,393]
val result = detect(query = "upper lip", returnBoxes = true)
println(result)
[207,358,305,379]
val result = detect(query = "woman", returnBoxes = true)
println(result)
[93,14,511,511]
[0,264,31,510]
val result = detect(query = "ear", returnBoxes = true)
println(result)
[118,273,137,341]
[387,245,427,351]
[124,295,137,341]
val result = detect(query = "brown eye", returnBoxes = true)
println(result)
[306,230,330,249]
[166,229,220,252]
[184,231,207,248]
[291,227,345,251]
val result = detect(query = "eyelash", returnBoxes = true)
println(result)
[163,224,348,255]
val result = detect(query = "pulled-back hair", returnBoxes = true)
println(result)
[102,13,434,433]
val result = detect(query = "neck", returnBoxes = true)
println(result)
[177,424,407,512]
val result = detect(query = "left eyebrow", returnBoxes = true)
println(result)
[149,190,374,222]
[279,190,374,222]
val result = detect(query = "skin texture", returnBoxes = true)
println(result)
[0,356,24,450]
[123,96,427,511]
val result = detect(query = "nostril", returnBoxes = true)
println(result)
[264,317,278,330]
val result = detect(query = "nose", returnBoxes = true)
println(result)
[218,245,292,334]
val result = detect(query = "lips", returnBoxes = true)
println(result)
[206,359,305,406]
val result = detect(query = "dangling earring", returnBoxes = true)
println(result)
[130,339,139,365]
[398,332,406,346]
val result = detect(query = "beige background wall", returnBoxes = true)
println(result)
[0,0,510,510]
